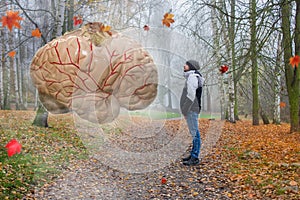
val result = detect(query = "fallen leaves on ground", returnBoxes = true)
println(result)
[220,120,300,199]
[0,111,299,199]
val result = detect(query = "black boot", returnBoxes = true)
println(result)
[183,157,200,166]
[182,155,191,162]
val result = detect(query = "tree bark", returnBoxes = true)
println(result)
[32,104,49,127]
[211,0,226,119]
[273,34,282,124]
[250,0,259,125]
[230,0,239,121]
[281,0,300,132]
[0,28,4,109]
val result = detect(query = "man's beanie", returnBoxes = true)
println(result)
[186,60,200,70]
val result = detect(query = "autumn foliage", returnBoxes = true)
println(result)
[162,12,175,27]
[8,51,16,58]
[219,65,229,74]
[31,28,42,38]
[5,139,22,157]
[289,55,300,68]
[143,25,150,31]
[73,16,83,26]
[1,10,23,31]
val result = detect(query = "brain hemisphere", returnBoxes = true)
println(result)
[30,22,158,123]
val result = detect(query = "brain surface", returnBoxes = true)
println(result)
[30,22,158,123]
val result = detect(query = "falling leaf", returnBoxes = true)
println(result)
[100,24,112,36]
[1,10,23,31]
[161,177,167,184]
[279,102,286,108]
[289,55,300,68]
[143,25,150,31]
[5,139,22,157]
[8,51,16,58]
[101,24,111,32]
[31,28,41,38]
[219,65,229,74]
[73,16,83,26]
[162,13,175,27]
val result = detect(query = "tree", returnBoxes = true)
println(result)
[250,0,259,125]
[281,0,300,132]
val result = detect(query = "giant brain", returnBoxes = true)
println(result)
[30,22,158,123]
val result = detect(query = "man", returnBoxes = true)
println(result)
[180,60,204,166]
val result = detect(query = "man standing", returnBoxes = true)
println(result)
[180,60,204,166]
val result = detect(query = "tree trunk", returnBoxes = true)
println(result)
[32,104,49,127]
[228,74,235,122]
[260,108,270,125]
[294,0,300,132]
[56,0,66,36]
[211,0,225,119]
[250,0,259,125]
[0,28,4,109]
[3,53,11,110]
[281,0,300,132]
[230,0,239,121]
[273,34,282,124]
[66,0,74,31]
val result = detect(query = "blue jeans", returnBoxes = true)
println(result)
[185,111,201,158]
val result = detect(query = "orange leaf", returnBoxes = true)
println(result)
[8,51,16,58]
[101,24,111,32]
[1,10,23,31]
[162,13,175,27]
[279,102,286,108]
[101,24,112,36]
[289,55,300,68]
[31,28,41,38]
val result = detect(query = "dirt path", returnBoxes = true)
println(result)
[31,118,232,199]
[33,156,231,199]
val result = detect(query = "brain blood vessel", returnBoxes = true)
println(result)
[30,22,158,124]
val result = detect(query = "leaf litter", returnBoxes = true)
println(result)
[0,111,299,199]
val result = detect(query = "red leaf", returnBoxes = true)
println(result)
[1,10,23,31]
[161,177,167,184]
[289,55,300,68]
[73,16,83,26]
[143,25,150,31]
[5,139,22,157]
[219,65,229,74]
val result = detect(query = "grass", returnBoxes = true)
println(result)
[128,110,181,119]
[127,110,220,120]
[0,111,88,199]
